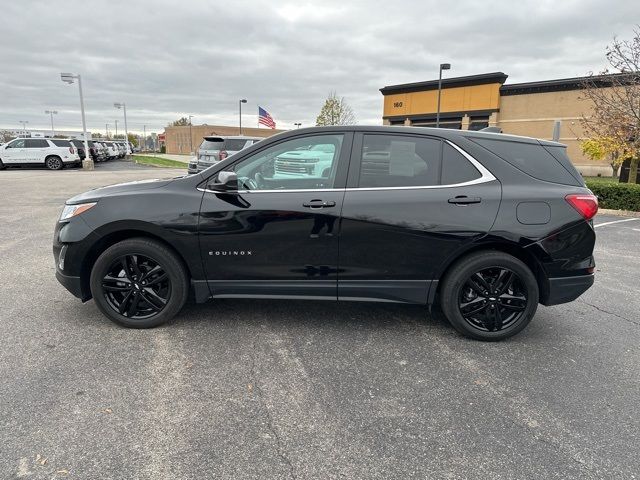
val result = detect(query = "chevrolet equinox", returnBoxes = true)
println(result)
[53,126,597,340]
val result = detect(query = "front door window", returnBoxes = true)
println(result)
[229,134,344,191]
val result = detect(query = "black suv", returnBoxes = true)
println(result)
[53,126,597,340]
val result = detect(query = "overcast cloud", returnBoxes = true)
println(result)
[0,0,636,135]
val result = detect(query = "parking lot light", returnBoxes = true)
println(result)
[239,99,247,135]
[114,103,129,157]
[19,120,29,136]
[436,63,451,128]
[294,122,302,129]
[45,110,58,136]
[60,72,93,170]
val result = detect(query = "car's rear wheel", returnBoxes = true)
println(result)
[440,251,539,341]
[45,155,63,170]
[89,238,189,328]
[0,159,5,170]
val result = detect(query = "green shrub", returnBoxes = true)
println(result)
[586,180,640,211]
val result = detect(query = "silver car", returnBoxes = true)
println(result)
[188,136,262,174]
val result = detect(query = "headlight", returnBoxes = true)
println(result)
[60,202,97,221]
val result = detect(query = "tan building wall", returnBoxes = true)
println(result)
[383,82,502,119]
[497,90,603,171]
[164,125,286,155]
[381,73,621,176]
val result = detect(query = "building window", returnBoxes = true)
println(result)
[469,116,490,131]
[411,117,462,129]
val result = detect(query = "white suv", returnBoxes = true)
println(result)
[0,138,81,170]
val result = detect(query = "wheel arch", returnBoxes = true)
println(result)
[429,240,548,306]
[78,228,193,301]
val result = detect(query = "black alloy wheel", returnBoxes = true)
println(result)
[90,238,189,328]
[101,254,171,319]
[441,251,538,341]
[458,267,527,332]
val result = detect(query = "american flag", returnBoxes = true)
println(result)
[258,106,276,129]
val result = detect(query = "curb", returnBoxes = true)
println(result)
[598,208,640,218]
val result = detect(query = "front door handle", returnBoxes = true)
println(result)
[303,199,336,209]
[448,195,481,205]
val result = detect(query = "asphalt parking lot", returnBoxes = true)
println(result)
[1,162,639,479]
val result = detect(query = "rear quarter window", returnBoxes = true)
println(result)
[51,140,71,147]
[471,137,581,186]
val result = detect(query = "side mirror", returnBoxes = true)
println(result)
[210,171,238,192]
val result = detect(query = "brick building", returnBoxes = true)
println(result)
[164,125,285,155]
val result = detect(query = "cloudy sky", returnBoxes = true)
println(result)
[0,0,636,135]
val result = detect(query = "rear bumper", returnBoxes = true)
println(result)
[541,274,594,306]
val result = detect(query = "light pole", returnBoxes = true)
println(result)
[105,123,110,139]
[239,99,247,135]
[114,119,118,137]
[114,102,129,156]
[294,122,302,129]
[45,110,58,136]
[19,120,29,137]
[436,63,451,128]
[188,115,193,153]
[143,125,147,152]
[61,73,92,170]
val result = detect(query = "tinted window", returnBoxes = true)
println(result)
[358,135,441,188]
[7,139,25,148]
[441,143,481,184]
[200,139,223,150]
[230,134,343,190]
[472,137,580,186]
[25,139,49,148]
[543,145,584,186]
[223,139,249,151]
[51,140,71,147]
[200,139,250,151]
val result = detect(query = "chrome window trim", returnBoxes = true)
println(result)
[198,140,495,194]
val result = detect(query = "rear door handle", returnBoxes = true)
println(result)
[448,196,481,205]
[303,199,336,209]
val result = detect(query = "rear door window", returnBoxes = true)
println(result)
[471,137,580,186]
[358,135,442,188]
[25,139,49,148]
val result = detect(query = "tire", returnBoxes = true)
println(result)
[89,238,189,328]
[440,251,539,341]
[45,155,64,170]
[0,159,5,170]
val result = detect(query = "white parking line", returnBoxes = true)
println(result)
[594,218,640,228]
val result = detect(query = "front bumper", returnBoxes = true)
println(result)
[55,270,86,300]
[541,274,594,306]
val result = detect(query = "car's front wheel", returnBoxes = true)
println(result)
[45,155,63,170]
[89,238,189,328]
[440,251,539,341]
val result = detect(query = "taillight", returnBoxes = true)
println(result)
[219,150,228,160]
[565,194,598,220]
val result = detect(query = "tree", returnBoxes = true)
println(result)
[127,133,138,147]
[0,130,16,143]
[581,136,632,177]
[581,27,640,183]
[315,92,356,126]
[169,117,191,127]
